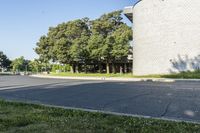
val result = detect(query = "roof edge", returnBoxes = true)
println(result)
[123,0,142,22]
[133,0,142,8]
[123,6,133,22]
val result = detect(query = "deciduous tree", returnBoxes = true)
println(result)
[0,51,11,72]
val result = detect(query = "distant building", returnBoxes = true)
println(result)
[124,0,200,75]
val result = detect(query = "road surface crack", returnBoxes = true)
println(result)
[160,101,172,117]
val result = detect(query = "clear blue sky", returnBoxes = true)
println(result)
[0,0,135,60]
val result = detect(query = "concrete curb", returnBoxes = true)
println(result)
[30,75,174,82]
[30,74,200,82]
[41,104,200,124]
[4,99,200,124]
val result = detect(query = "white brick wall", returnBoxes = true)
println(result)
[133,0,200,75]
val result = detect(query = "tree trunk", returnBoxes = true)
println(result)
[45,63,47,72]
[106,63,110,74]
[124,63,127,73]
[120,65,123,75]
[112,63,116,74]
[64,65,66,72]
[75,64,79,73]
[93,64,96,73]
[99,63,103,73]
[84,64,87,73]
[70,65,75,73]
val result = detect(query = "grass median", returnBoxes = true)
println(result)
[50,72,135,78]
[0,100,200,133]
[0,72,13,76]
[50,70,200,79]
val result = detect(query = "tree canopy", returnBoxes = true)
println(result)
[0,51,11,71]
[11,56,30,72]
[35,10,132,74]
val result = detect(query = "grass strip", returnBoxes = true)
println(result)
[0,100,199,133]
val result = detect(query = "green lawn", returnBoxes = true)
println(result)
[50,72,164,78]
[50,72,135,78]
[0,72,13,76]
[160,71,200,79]
[50,71,200,79]
[0,100,200,133]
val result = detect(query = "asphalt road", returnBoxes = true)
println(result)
[0,76,200,122]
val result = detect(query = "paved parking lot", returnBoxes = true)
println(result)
[0,76,200,122]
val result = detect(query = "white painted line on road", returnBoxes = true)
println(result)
[0,80,106,91]
[43,81,105,89]
[0,85,29,90]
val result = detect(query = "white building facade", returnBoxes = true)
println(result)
[124,0,200,75]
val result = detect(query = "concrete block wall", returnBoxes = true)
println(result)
[132,0,200,75]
